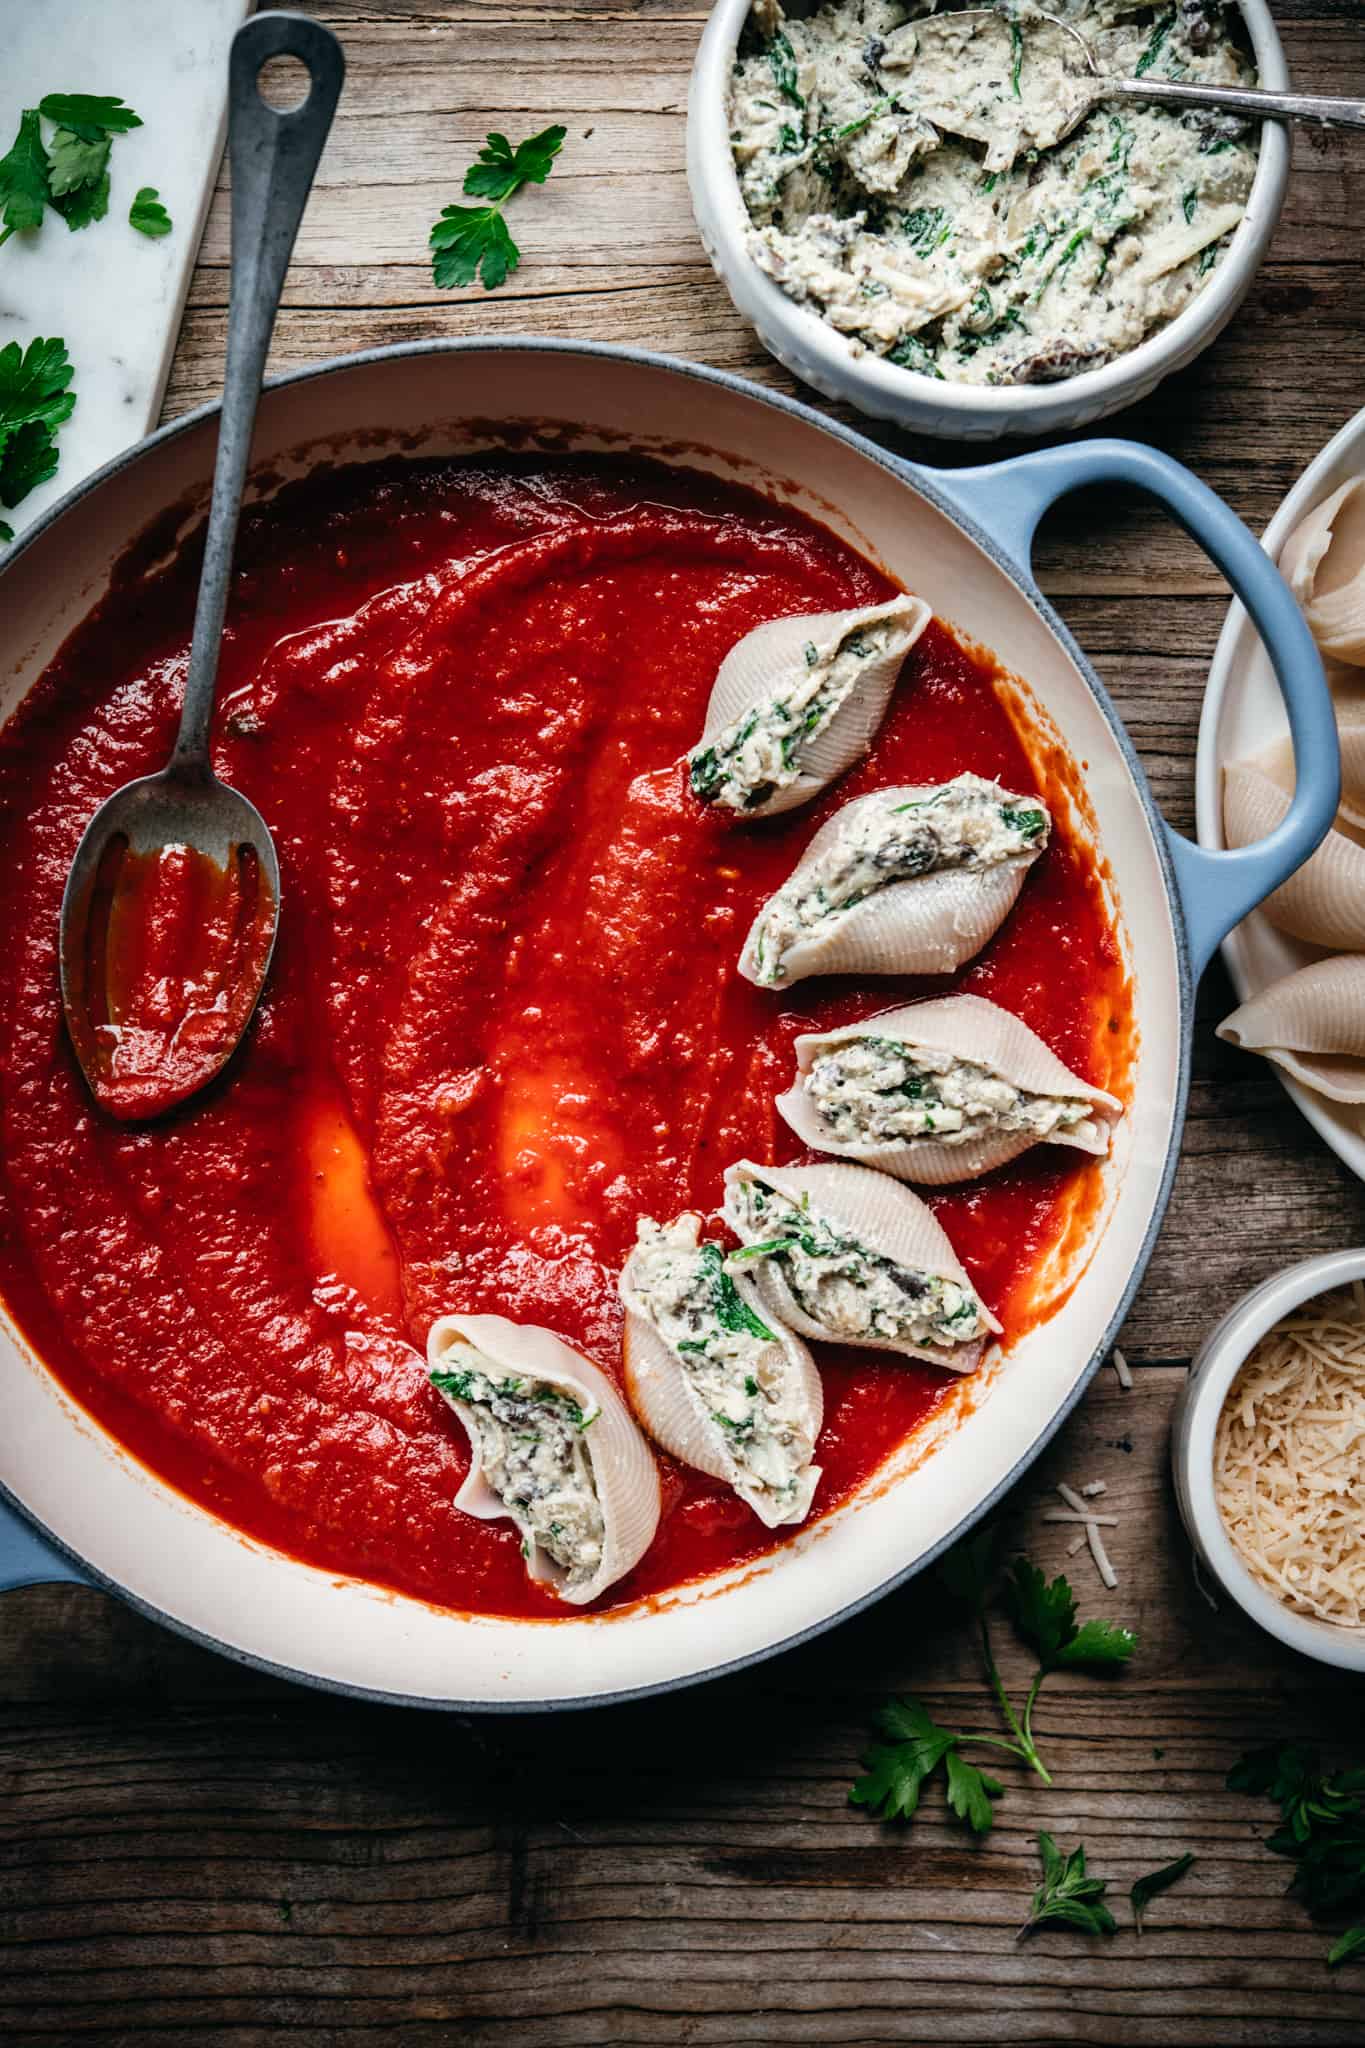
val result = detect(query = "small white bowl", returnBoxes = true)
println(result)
[687,0,1291,440]
[1171,1248,1365,1673]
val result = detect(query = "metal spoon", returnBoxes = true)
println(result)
[58,12,344,1119]
[893,9,1365,157]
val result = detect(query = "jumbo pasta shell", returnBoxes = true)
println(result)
[1218,956,1365,1105]
[1223,760,1365,950]
[427,1311,661,1606]
[1253,722,1365,838]
[619,1218,824,1529]
[1279,478,1365,666]
[777,994,1123,1183]
[690,595,929,820]
[738,783,1041,986]
[1338,707,1365,834]
[721,1158,1001,1372]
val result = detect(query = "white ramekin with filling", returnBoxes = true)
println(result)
[688,0,1290,440]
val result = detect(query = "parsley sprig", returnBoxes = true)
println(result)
[0,94,146,247]
[429,125,566,291]
[1019,1832,1117,1939]
[0,336,76,543]
[1229,1742,1365,1966]
[850,1530,1136,1834]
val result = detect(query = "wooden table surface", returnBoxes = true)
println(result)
[5,2,1365,2041]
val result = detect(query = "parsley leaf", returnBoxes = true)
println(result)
[0,336,77,438]
[0,337,76,537]
[1230,1741,1365,1964]
[0,110,51,244]
[129,186,173,238]
[1328,1926,1365,1969]
[850,1698,957,1822]
[463,126,565,201]
[51,160,109,232]
[1018,1833,1117,1939]
[1130,1852,1195,1932]
[430,124,566,291]
[1,419,62,508]
[1055,1615,1139,1668]
[0,521,11,545]
[37,93,143,141]
[1004,1558,1137,1669]
[47,128,109,197]
[943,1746,1003,1833]
[1003,1556,1077,1664]
[430,206,518,290]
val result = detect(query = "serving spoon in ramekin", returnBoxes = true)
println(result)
[58,12,344,1122]
[883,8,1365,164]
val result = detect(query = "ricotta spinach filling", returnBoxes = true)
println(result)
[728,0,1258,386]
[805,1034,1093,1144]
[749,771,1049,984]
[431,1358,605,1589]
[690,614,902,811]
[629,1215,816,1507]
[725,1174,989,1348]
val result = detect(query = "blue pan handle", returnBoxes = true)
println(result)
[916,439,1340,979]
[0,1490,90,1591]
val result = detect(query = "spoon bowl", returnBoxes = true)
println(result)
[58,771,282,1121]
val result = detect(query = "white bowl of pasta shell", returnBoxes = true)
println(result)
[1172,1248,1365,1672]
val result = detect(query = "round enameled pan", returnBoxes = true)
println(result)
[0,341,1338,1710]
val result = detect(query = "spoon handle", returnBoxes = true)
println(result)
[172,13,345,778]
[1109,76,1365,132]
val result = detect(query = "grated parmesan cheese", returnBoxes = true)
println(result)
[1052,1480,1120,1589]
[1214,1280,1365,1629]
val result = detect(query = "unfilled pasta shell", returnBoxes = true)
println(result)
[1338,707,1365,834]
[777,994,1123,1183]
[691,595,929,819]
[1218,956,1365,1105]
[738,784,1040,986]
[1253,722,1365,838]
[1223,760,1365,950]
[428,1311,661,1606]
[721,1157,1001,1373]
[1279,477,1365,666]
[619,1222,824,1529]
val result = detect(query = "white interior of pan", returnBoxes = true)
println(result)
[0,346,1181,1703]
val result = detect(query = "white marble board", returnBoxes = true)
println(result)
[2,0,252,540]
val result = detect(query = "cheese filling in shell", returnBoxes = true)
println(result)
[724,1171,989,1351]
[690,603,918,814]
[745,771,1049,986]
[622,1214,822,1518]
[431,1356,606,1590]
[806,1035,1094,1145]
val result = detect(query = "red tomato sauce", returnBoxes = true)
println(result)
[0,456,1131,1618]
[64,834,276,1121]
